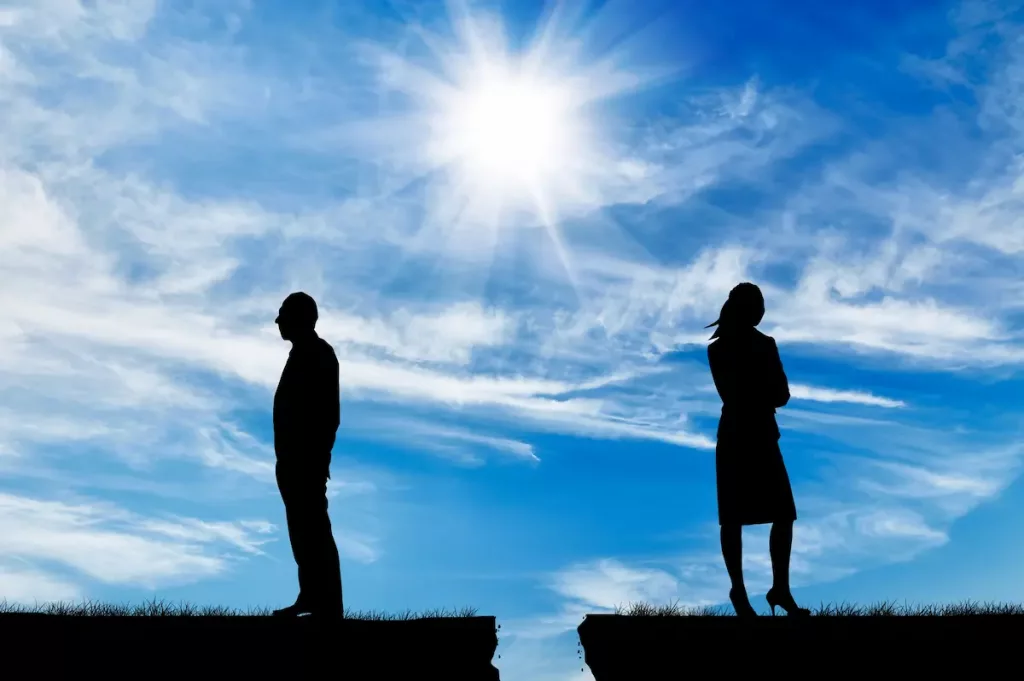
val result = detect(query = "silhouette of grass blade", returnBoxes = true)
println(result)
[606,599,1024,617]
[0,598,478,619]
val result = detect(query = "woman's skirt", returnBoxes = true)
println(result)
[715,413,797,526]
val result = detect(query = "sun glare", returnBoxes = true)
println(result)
[367,3,664,283]
[437,66,580,198]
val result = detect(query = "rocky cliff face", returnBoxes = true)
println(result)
[578,612,1022,679]
[0,612,501,679]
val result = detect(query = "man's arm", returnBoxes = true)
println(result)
[282,348,339,447]
[323,348,340,436]
[299,347,339,445]
[768,338,790,408]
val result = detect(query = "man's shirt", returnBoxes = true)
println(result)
[273,333,341,475]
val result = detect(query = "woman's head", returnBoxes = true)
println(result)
[706,282,765,339]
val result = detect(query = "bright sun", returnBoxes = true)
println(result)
[435,65,580,199]
[365,3,661,279]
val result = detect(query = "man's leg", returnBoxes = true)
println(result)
[275,465,316,615]
[308,474,343,618]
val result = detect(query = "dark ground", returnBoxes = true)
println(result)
[0,602,499,680]
[578,603,1024,679]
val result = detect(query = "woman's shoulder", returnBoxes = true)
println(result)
[753,329,777,346]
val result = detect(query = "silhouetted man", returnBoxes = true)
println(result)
[272,292,343,619]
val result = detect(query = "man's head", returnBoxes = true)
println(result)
[275,292,318,341]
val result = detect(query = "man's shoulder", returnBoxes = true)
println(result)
[317,337,339,364]
[291,337,338,363]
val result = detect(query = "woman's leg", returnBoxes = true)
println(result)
[720,524,744,590]
[769,520,793,593]
[767,520,809,615]
[721,524,757,615]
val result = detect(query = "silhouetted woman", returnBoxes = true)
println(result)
[706,282,809,617]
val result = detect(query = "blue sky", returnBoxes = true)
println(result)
[2,0,1024,677]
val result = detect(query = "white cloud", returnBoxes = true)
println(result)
[788,384,906,408]
[849,443,1024,516]
[363,419,540,466]
[137,516,276,555]
[550,559,680,610]
[502,558,693,642]
[195,423,276,479]
[0,565,82,604]
[0,0,157,46]
[317,302,513,365]
[335,533,381,565]
[0,492,272,588]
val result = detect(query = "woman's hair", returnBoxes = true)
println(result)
[705,282,765,339]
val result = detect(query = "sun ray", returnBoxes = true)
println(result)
[358,1,676,289]
[531,183,582,297]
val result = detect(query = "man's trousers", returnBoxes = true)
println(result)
[276,461,343,616]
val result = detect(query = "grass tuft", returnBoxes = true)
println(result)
[612,599,1024,617]
[0,598,478,619]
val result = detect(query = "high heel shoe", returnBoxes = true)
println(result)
[765,587,810,617]
[729,588,758,618]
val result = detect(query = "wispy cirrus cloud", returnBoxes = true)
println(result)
[0,491,274,589]
[788,384,906,408]
[0,566,82,604]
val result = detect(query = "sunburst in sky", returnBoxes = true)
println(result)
[362,0,671,286]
